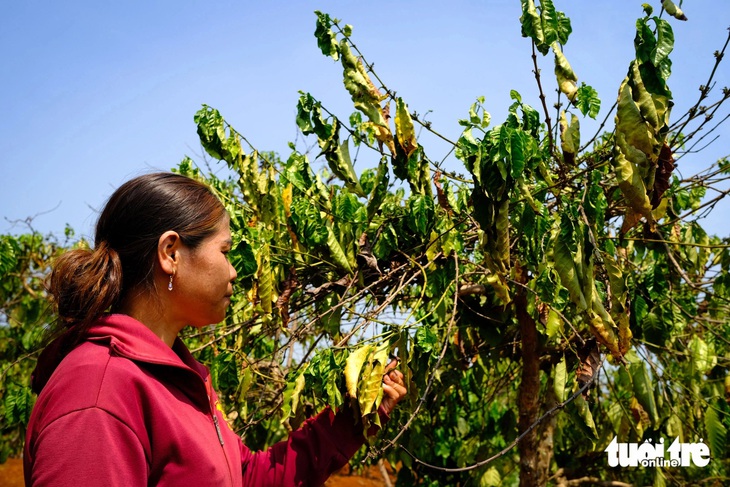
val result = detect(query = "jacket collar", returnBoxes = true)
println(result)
[33,314,210,400]
[90,314,204,372]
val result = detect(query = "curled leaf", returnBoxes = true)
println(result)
[554,43,578,101]
[651,143,675,208]
[576,339,600,396]
[661,0,687,21]
[559,110,580,166]
[395,98,417,160]
[314,11,340,60]
[339,41,394,153]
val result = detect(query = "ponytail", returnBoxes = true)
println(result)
[33,242,123,393]
[48,240,122,336]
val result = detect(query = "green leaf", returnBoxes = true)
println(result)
[704,403,727,459]
[3,387,33,425]
[211,352,239,391]
[367,157,390,221]
[633,295,649,325]
[652,18,674,67]
[546,310,562,338]
[318,292,343,337]
[295,92,316,135]
[415,325,439,356]
[315,118,365,197]
[406,194,435,237]
[553,221,588,311]
[0,236,18,279]
[520,0,544,49]
[572,394,598,442]
[194,105,227,161]
[281,366,307,423]
[555,10,572,45]
[290,197,328,247]
[372,223,398,260]
[630,360,660,425]
[575,83,601,119]
[689,336,716,375]
[334,192,362,222]
[229,239,257,279]
[326,224,355,273]
[509,130,527,179]
[314,11,340,60]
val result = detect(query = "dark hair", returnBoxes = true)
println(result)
[48,172,226,338]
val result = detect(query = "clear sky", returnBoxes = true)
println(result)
[2,1,728,240]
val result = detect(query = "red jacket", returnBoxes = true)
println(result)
[24,314,373,486]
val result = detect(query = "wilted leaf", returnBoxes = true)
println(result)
[630,360,659,425]
[480,467,501,487]
[314,11,340,60]
[559,110,580,165]
[661,0,687,20]
[257,243,273,314]
[275,269,298,328]
[576,339,600,396]
[572,394,598,442]
[358,344,388,416]
[651,143,675,208]
[554,355,567,402]
[395,98,417,160]
[554,43,578,101]
[339,41,394,154]
[345,344,374,398]
[326,224,355,273]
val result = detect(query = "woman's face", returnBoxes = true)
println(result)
[172,219,237,327]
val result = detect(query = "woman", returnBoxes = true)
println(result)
[24,172,407,487]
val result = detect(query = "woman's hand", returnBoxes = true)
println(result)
[380,359,407,415]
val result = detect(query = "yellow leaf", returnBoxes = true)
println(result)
[282,184,293,218]
[662,0,687,20]
[358,343,389,416]
[395,98,418,159]
[553,43,578,101]
[559,110,580,163]
[344,345,373,398]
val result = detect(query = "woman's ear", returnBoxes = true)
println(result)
[157,231,181,275]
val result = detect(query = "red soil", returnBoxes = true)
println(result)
[0,458,392,486]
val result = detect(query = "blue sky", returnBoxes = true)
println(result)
[2,1,729,239]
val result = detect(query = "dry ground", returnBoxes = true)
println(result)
[0,457,393,486]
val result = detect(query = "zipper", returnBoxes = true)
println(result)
[206,377,234,487]
[212,414,225,446]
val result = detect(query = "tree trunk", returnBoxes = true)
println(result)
[515,263,541,487]
[536,375,557,485]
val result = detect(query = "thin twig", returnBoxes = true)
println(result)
[398,357,605,473]
[364,253,461,461]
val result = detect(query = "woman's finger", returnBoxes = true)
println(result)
[383,358,400,375]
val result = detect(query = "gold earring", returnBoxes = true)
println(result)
[168,274,174,291]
